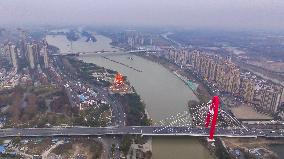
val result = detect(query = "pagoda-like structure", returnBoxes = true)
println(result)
[109,73,131,94]
[113,73,124,86]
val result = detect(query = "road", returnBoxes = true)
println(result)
[0,126,283,138]
[94,86,126,127]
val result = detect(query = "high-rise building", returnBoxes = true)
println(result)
[127,37,134,48]
[190,50,200,70]
[43,45,49,68]
[27,44,35,69]
[215,64,225,89]
[241,79,255,102]
[26,43,41,69]
[32,43,40,64]
[260,88,282,114]
[208,60,217,82]
[9,44,18,70]
[3,44,10,57]
[20,31,28,58]
[190,51,241,95]
[228,68,240,95]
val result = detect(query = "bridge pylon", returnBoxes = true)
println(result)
[205,96,219,141]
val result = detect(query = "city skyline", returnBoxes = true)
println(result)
[0,0,284,156]
[0,25,283,159]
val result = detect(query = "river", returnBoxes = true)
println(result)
[269,144,284,159]
[46,33,212,159]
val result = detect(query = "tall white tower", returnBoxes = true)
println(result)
[9,45,18,70]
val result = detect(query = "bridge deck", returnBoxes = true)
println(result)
[0,126,282,138]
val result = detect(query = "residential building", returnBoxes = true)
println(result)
[241,79,255,102]
[260,88,282,114]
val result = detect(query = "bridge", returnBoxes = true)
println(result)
[51,50,117,56]
[0,97,283,138]
[127,49,158,53]
[50,49,158,56]
[0,126,283,138]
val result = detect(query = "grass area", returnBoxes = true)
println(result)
[24,138,52,155]
[52,143,73,156]
[231,105,272,120]
[223,138,284,149]
[223,138,283,159]
[52,138,103,159]
[0,137,103,159]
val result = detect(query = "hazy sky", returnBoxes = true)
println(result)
[0,0,284,30]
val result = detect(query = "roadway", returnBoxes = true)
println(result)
[92,86,126,127]
[0,126,283,138]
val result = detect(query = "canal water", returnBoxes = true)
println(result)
[47,33,212,159]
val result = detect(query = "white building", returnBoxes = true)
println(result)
[9,45,18,70]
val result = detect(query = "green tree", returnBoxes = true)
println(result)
[120,135,132,156]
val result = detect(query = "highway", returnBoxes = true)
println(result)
[0,126,283,138]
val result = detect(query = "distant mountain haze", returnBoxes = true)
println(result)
[0,0,283,30]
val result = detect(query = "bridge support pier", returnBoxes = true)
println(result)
[206,138,215,142]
